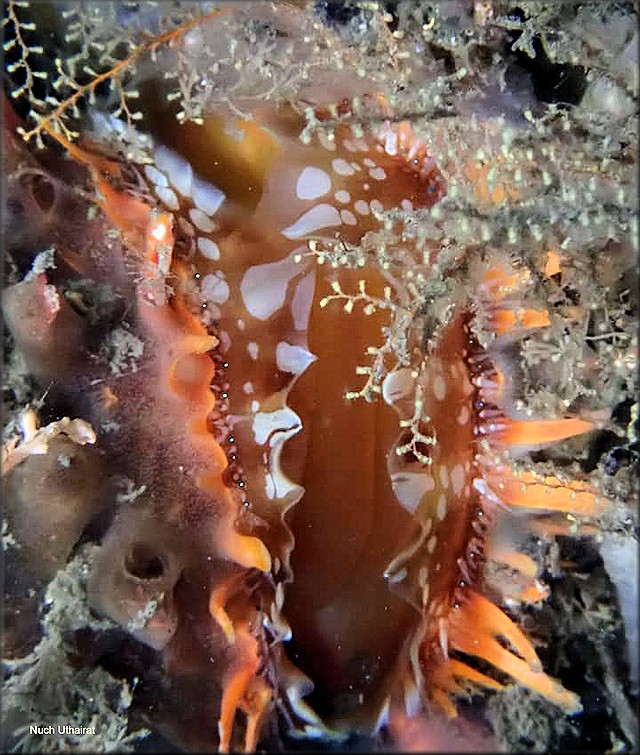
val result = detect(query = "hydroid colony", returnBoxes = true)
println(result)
[2,1,637,751]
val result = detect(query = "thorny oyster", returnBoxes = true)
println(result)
[2,1,638,752]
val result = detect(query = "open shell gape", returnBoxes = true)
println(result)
[2,2,638,753]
